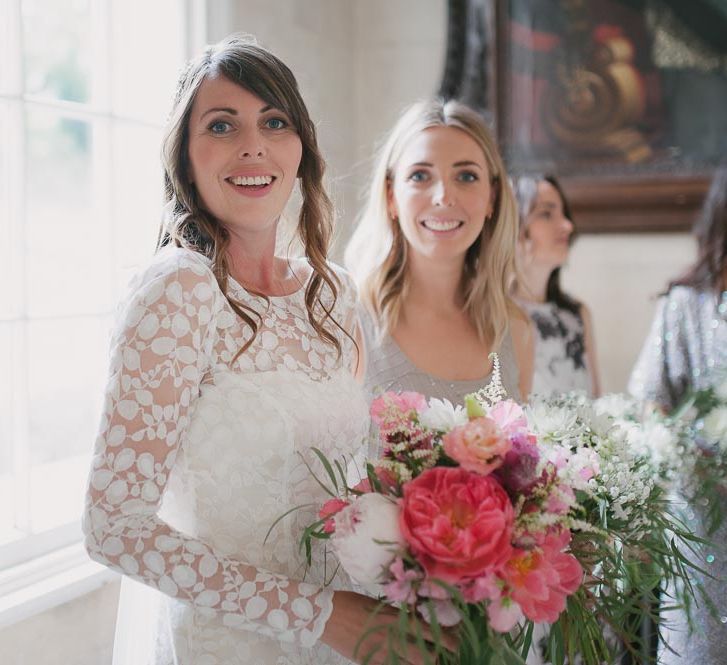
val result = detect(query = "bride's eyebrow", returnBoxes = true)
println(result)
[452,160,482,169]
[201,107,237,119]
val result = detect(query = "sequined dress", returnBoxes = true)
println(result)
[82,247,369,664]
[522,301,591,397]
[629,285,727,664]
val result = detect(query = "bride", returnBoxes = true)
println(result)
[83,35,444,664]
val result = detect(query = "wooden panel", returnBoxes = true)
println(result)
[561,175,710,233]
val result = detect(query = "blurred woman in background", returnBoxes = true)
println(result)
[629,166,727,665]
[513,175,601,397]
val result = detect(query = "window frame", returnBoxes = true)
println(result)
[0,0,209,620]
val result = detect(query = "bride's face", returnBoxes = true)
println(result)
[186,75,302,238]
[387,126,494,265]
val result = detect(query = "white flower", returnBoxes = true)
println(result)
[419,398,468,431]
[526,403,579,441]
[332,493,404,589]
[627,419,678,468]
[594,393,636,420]
[579,405,614,438]
[703,406,727,447]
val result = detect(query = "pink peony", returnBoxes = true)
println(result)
[319,498,349,534]
[332,493,405,588]
[443,416,512,476]
[501,530,583,623]
[400,467,514,583]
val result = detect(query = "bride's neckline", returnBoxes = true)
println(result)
[228,258,312,300]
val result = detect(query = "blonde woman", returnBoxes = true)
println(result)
[346,99,533,412]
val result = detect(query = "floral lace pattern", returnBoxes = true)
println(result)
[83,247,369,664]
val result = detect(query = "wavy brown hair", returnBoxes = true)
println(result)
[345,99,522,350]
[158,34,345,361]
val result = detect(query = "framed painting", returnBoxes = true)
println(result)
[440,0,727,232]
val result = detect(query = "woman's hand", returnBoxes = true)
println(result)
[321,590,458,665]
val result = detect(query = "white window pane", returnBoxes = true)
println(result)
[0,100,24,321]
[30,456,90,532]
[111,121,163,282]
[25,109,114,317]
[111,0,186,123]
[26,316,110,467]
[0,0,22,95]
[0,324,16,543]
[22,0,93,103]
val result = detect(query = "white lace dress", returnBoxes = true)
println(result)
[82,247,370,664]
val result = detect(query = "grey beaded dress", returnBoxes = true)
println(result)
[360,309,521,421]
[629,285,727,664]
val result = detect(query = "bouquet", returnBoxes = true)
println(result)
[672,376,727,534]
[279,367,701,664]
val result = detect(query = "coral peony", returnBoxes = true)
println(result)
[443,416,511,476]
[332,493,404,589]
[400,467,514,583]
[502,530,582,623]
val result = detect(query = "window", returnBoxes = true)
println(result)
[0,0,202,573]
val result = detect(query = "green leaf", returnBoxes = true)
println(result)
[263,502,315,545]
[311,447,340,492]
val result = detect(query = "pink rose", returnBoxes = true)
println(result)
[502,530,583,623]
[443,416,512,476]
[400,467,514,583]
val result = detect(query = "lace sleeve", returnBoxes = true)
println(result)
[82,253,334,647]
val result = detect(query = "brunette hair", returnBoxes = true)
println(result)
[669,167,727,294]
[513,174,581,315]
[158,34,345,360]
[344,98,522,350]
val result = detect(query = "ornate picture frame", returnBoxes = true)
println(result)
[440,0,727,232]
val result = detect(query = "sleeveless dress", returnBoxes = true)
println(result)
[522,301,591,397]
[82,247,369,664]
[629,286,727,665]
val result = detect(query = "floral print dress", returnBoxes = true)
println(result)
[523,301,591,398]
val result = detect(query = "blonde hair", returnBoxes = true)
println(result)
[345,98,521,349]
[158,34,346,362]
